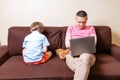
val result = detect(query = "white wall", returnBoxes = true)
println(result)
[0,0,120,45]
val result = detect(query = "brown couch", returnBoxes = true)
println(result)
[0,26,120,80]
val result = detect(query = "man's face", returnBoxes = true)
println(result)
[75,16,88,29]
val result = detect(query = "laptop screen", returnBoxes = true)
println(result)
[70,36,96,57]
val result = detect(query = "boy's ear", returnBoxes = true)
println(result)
[40,29,44,33]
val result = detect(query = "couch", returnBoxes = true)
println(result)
[0,26,120,80]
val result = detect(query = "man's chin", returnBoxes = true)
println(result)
[80,27,85,29]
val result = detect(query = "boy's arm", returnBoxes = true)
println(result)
[42,36,49,52]
[43,46,48,52]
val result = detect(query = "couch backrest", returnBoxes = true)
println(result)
[95,26,111,53]
[8,26,62,56]
[8,26,111,56]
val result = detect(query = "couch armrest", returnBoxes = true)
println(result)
[0,45,10,66]
[111,44,120,61]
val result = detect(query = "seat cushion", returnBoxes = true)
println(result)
[0,54,120,80]
[0,56,73,80]
[89,53,120,80]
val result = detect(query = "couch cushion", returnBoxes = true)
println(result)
[89,53,120,80]
[43,27,62,54]
[8,26,62,55]
[0,54,120,80]
[61,26,111,53]
[0,56,73,80]
[8,27,30,55]
[95,26,111,53]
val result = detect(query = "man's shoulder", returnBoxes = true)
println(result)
[86,26,95,29]
[87,25,94,27]
[68,25,94,28]
[67,25,76,30]
[68,25,76,27]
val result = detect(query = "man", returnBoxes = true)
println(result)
[65,10,97,80]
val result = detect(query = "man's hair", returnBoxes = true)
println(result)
[30,21,44,32]
[76,10,87,17]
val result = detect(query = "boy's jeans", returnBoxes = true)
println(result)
[66,53,96,80]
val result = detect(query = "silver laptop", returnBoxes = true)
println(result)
[70,36,96,57]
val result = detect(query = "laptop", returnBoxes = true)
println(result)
[70,36,96,57]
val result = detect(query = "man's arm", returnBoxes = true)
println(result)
[91,34,97,46]
[65,34,71,48]
[90,27,97,46]
[94,34,97,46]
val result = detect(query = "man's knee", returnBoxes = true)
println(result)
[79,53,96,66]
[79,53,91,60]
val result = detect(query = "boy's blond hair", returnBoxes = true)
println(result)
[30,21,44,33]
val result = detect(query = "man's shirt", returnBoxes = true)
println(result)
[66,25,96,39]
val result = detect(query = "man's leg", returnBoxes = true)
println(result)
[74,53,96,80]
[66,53,79,71]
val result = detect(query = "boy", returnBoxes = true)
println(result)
[22,21,52,65]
